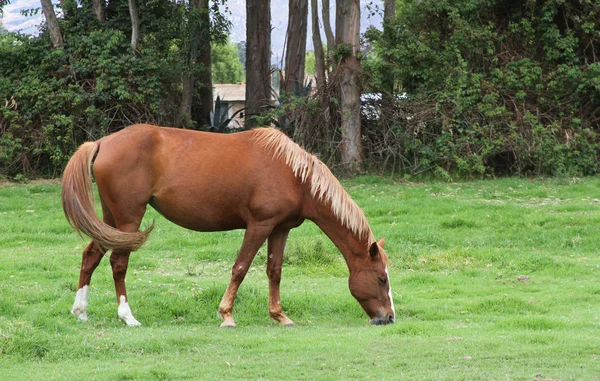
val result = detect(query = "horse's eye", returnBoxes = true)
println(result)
[378,277,387,285]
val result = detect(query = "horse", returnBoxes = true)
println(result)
[62,124,395,327]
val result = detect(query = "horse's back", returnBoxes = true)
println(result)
[93,124,304,231]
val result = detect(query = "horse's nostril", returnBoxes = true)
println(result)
[387,314,395,324]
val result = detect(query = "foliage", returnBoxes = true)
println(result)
[0,0,230,178]
[0,28,181,177]
[362,0,600,177]
[305,50,315,76]
[235,40,246,69]
[212,38,245,84]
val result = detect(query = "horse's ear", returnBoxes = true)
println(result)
[377,237,386,249]
[369,242,379,259]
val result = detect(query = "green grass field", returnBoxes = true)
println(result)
[1,176,600,380]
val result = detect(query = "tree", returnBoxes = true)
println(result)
[380,0,396,122]
[321,0,335,57]
[193,0,212,128]
[310,0,326,89]
[283,0,308,94]
[335,0,361,169]
[128,0,140,51]
[40,0,63,48]
[212,39,245,84]
[236,41,246,70]
[245,0,271,127]
[177,0,204,127]
[92,0,104,21]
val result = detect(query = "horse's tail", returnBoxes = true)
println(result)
[61,141,153,252]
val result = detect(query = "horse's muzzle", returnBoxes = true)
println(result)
[369,314,395,325]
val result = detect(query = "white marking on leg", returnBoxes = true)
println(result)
[118,295,141,326]
[71,286,89,321]
[386,268,395,316]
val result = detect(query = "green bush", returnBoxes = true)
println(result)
[0,27,181,177]
[364,0,600,177]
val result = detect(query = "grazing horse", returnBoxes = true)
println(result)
[62,124,395,327]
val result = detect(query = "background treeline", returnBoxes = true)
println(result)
[1,0,599,179]
[358,0,600,178]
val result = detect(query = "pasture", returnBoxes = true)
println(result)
[1,176,600,380]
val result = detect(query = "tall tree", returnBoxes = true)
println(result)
[283,0,308,94]
[128,0,140,51]
[177,0,202,127]
[321,0,335,55]
[177,0,213,128]
[381,0,396,122]
[310,0,326,89]
[192,0,212,128]
[335,0,361,169]
[40,0,63,48]
[92,0,104,21]
[245,0,271,127]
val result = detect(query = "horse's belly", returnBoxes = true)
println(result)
[149,195,247,232]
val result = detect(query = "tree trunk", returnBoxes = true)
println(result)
[192,0,213,128]
[311,0,326,89]
[381,0,396,123]
[92,0,104,21]
[245,0,271,128]
[176,0,202,127]
[335,0,361,170]
[40,0,63,48]
[321,0,335,52]
[283,0,308,95]
[128,0,140,51]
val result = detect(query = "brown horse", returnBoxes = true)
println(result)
[62,124,395,327]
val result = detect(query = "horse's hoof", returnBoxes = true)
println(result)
[220,322,236,328]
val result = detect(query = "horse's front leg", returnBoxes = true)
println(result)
[218,224,272,328]
[267,229,294,326]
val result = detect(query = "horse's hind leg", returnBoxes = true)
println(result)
[266,229,294,327]
[71,242,107,321]
[71,199,113,321]
[218,224,273,328]
[110,218,146,326]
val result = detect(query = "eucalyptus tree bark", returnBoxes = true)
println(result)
[381,0,396,123]
[128,0,140,51]
[193,0,213,128]
[245,0,271,128]
[40,0,63,48]
[321,0,335,53]
[283,0,308,95]
[176,0,202,127]
[311,0,326,89]
[92,0,104,21]
[335,0,361,170]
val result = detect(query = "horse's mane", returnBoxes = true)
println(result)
[252,128,371,240]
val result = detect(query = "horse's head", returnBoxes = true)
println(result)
[348,238,395,325]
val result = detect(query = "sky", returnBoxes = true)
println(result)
[2,0,46,34]
[1,0,383,60]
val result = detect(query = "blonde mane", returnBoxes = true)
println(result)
[252,128,372,240]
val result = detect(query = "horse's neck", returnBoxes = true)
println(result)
[306,198,371,271]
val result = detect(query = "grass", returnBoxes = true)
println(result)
[1,176,600,380]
